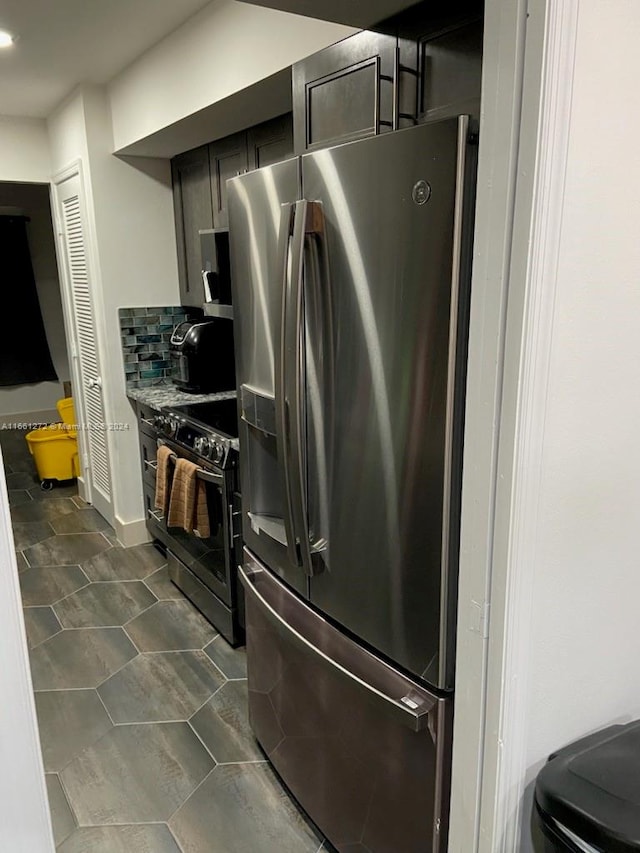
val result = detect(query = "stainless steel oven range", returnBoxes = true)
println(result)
[146,398,243,646]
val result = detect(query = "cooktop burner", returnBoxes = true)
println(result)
[169,398,238,439]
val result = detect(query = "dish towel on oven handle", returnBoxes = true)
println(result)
[167,457,211,538]
[155,445,173,518]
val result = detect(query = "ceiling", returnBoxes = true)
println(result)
[236,0,417,27]
[0,0,213,118]
[0,0,420,123]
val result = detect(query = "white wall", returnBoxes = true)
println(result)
[108,0,355,151]
[47,88,180,540]
[43,6,355,536]
[0,445,54,851]
[47,94,89,177]
[0,183,69,419]
[0,117,51,184]
[82,88,180,535]
[519,1,640,846]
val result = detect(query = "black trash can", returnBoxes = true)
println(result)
[535,720,640,852]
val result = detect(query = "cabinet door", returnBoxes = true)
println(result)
[209,132,249,229]
[418,18,483,124]
[292,30,397,154]
[171,146,213,308]
[246,114,294,170]
[139,429,158,489]
[136,402,158,436]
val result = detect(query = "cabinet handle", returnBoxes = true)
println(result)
[141,417,155,428]
[374,56,380,134]
[144,460,158,471]
[148,509,164,523]
[228,504,242,540]
[392,46,399,131]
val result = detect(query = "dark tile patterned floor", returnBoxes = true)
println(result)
[1,427,325,852]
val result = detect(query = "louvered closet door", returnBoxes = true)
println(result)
[54,171,113,523]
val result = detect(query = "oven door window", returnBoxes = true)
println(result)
[166,478,231,606]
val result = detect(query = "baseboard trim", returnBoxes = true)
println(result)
[113,515,151,548]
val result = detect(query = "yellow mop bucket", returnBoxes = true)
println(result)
[56,396,76,428]
[25,397,79,490]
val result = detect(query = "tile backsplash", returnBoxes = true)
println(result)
[119,306,187,389]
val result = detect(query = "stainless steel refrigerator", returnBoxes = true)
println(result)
[228,117,474,853]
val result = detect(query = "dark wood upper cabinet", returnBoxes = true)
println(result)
[419,17,483,123]
[292,30,397,153]
[172,115,294,308]
[171,145,213,308]
[291,4,483,153]
[388,0,483,126]
[170,4,483,311]
[209,132,249,229]
[247,114,294,170]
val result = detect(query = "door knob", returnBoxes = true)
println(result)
[87,377,102,390]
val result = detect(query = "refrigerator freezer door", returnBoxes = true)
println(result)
[240,551,453,853]
[227,158,307,595]
[303,118,469,688]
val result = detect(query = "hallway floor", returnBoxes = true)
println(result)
[1,427,325,853]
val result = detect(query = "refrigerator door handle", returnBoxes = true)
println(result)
[300,201,332,563]
[289,199,315,576]
[279,199,324,577]
[240,562,439,732]
[275,202,302,568]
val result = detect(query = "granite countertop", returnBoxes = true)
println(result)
[127,383,240,451]
[127,383,237,410]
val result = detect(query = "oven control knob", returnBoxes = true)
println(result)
[163,417,176,438]
[194,436,210,457]
[158,416,171,435]
[212,442,225,464]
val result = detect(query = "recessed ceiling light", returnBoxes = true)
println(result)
[0,30,14,48]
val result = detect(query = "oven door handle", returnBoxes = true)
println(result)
[157,440,224,485]
[196,468,223,485]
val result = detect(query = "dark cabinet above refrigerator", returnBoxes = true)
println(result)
[291,30,398,153]
[290,1,483,155]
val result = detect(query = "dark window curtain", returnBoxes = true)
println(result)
[0,214,57,386]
